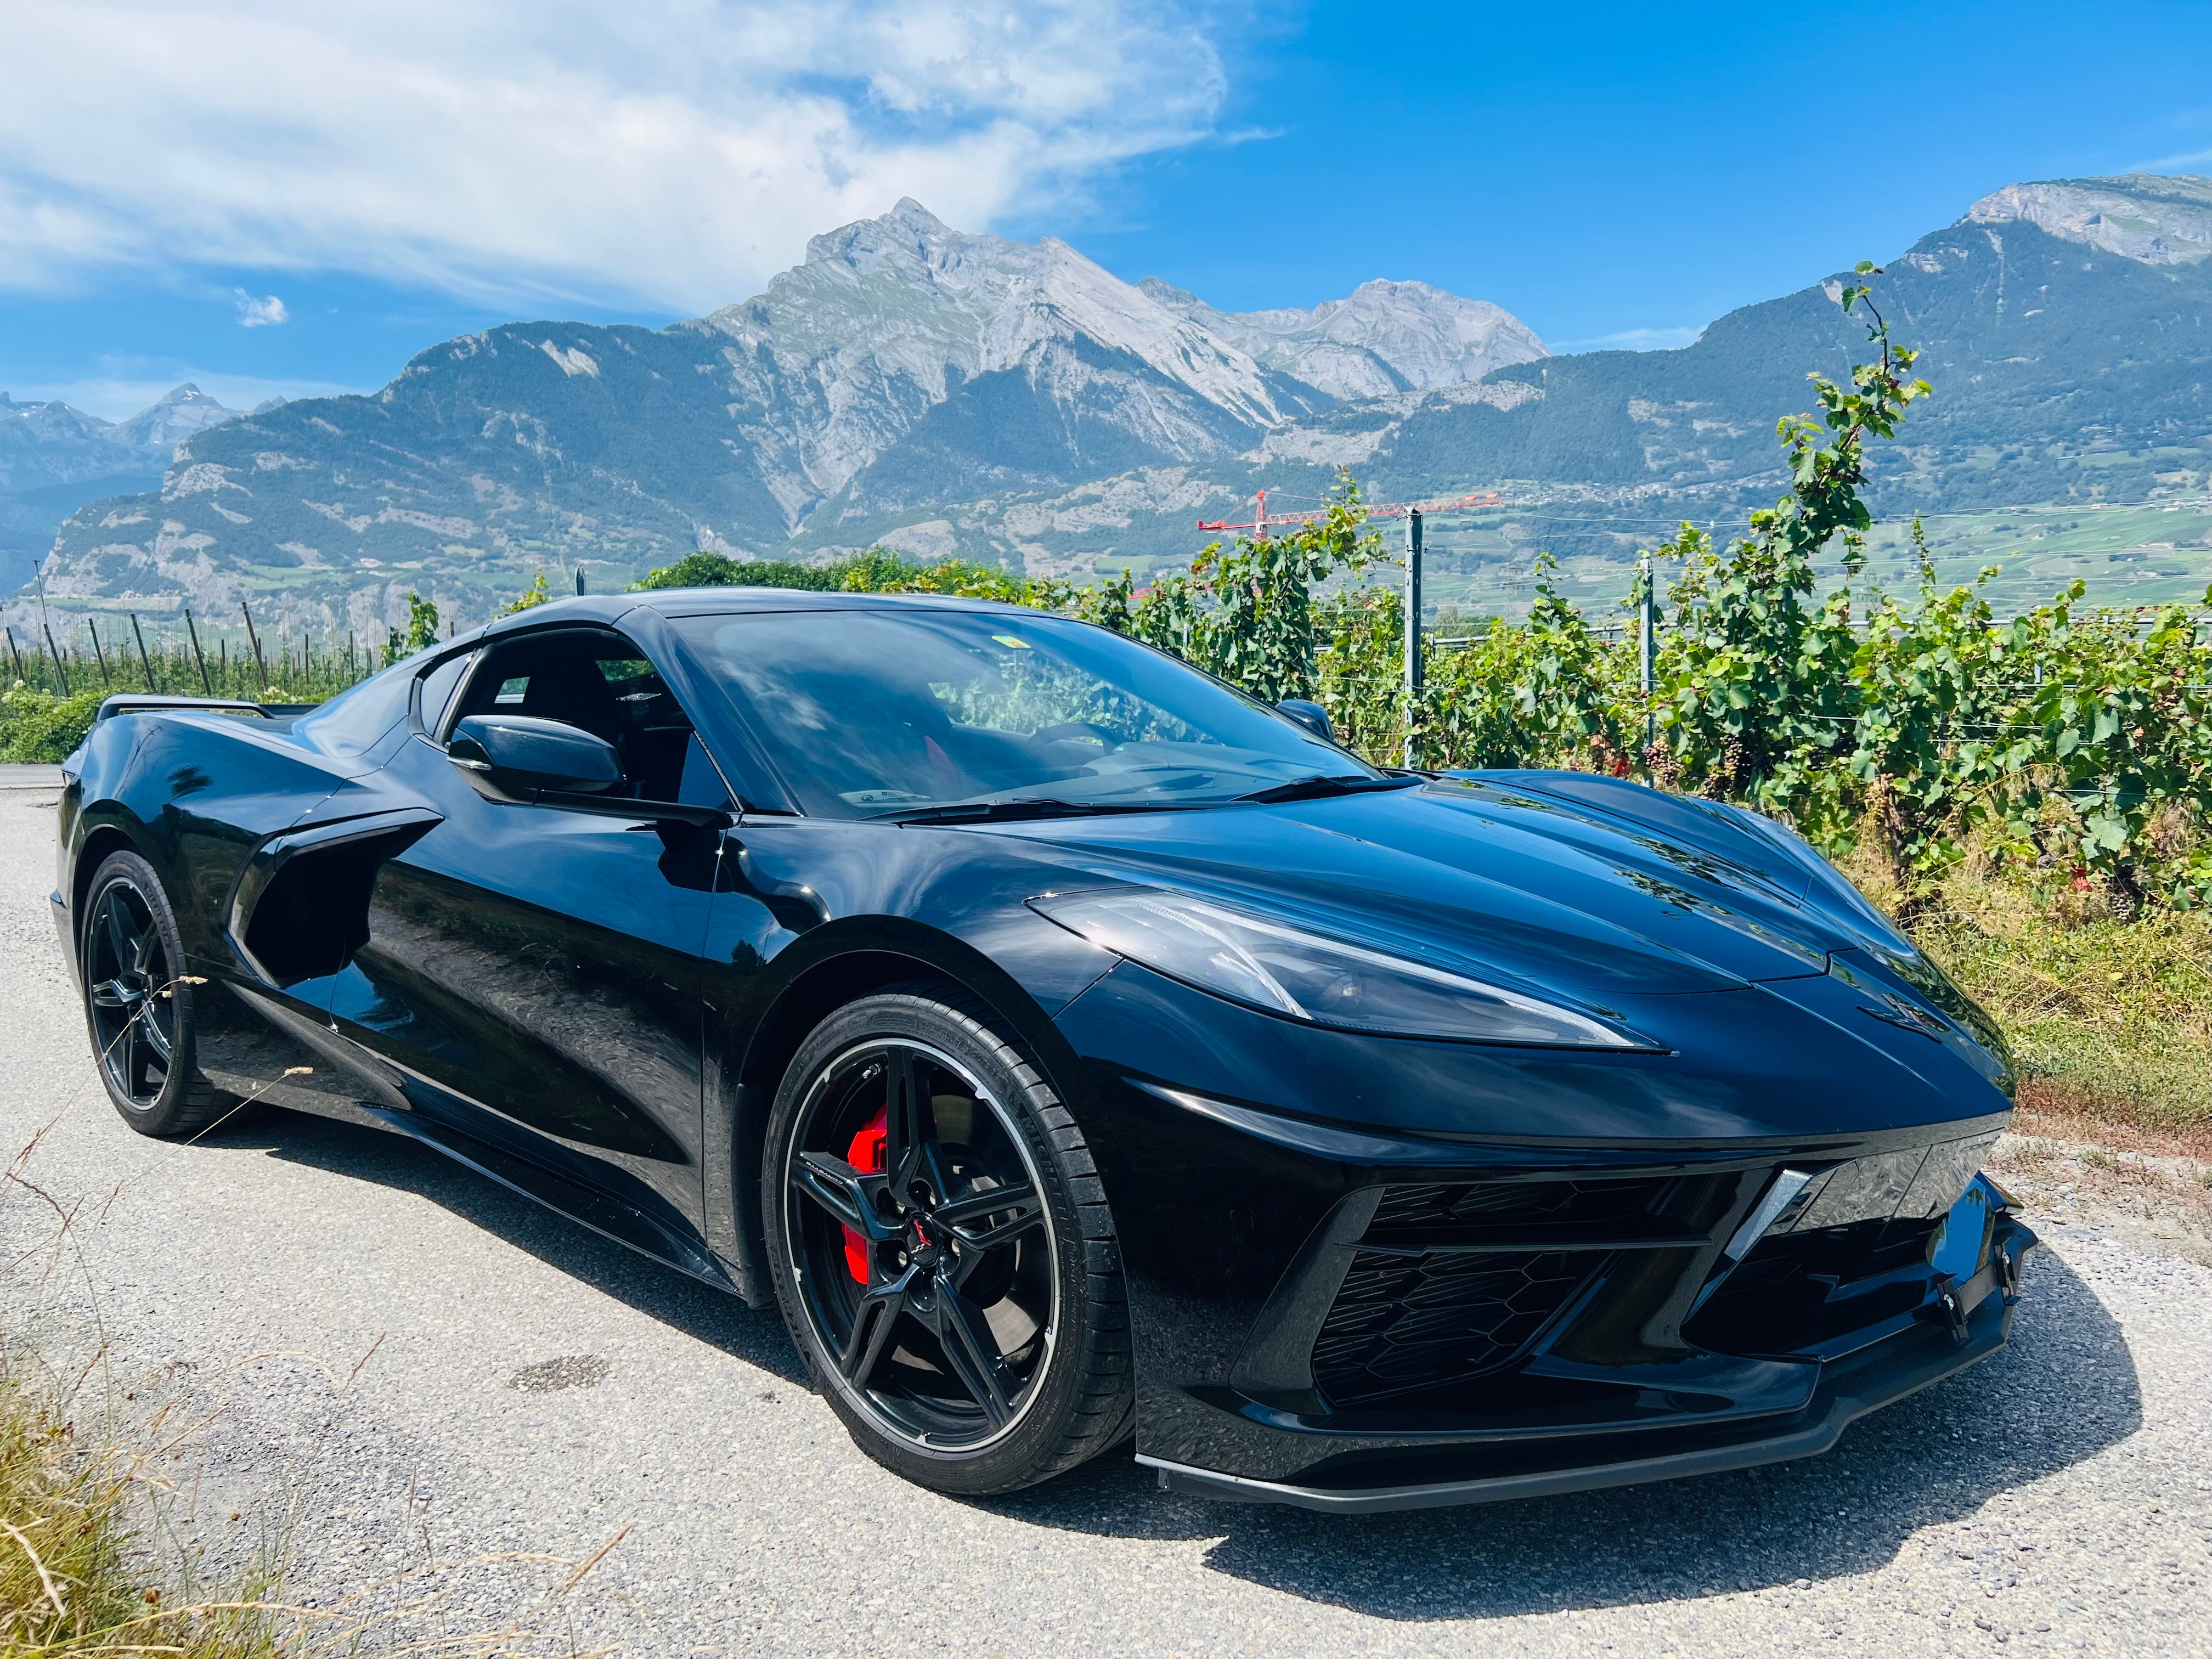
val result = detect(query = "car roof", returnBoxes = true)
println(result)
[639,586,1040,618]
[475,587,1040,639]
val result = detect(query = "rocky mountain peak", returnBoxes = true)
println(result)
[693,202,1311,504]
[803,196,957,270]
[1966,174,2212,266]
[712,201,1550,409]
[1140,273,1547,400]
[111,383,245,452]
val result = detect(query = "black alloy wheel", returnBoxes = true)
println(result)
[78,851,237,1138]
[764,985,1132,1494]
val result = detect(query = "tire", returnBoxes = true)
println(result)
[761,981,1133,1495]
[78,850,243,1139]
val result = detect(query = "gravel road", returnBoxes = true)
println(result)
[2,786,2207,1657]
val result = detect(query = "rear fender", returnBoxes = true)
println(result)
[72,714,349,963]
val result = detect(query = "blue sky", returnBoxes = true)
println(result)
[5,0,2210,419]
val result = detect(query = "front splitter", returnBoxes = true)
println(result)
[1142,1224,2035,1514]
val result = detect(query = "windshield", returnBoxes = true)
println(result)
[670,608,1378,817]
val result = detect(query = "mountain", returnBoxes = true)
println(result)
[1245,173,2212,520]
[697,199,1314,516]
[15,176,2212,643]
[1137,277,1546,400]
[108,384,247,454]
[0,385,244,593]
[12,201,1534,637]
[1965,173,2212,265]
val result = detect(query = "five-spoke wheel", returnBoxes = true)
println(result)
[763,984,1132,1493]
[783,1038,1056,1449]
[77,850,236,1137]
[85,873,178,1110]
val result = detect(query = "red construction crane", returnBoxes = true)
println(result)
[1195,487,1502,537]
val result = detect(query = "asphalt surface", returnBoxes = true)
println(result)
[2,789,2208,1657]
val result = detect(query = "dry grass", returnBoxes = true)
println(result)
[1990,1106,2212,1265]
[0,1360,194,1652]
[0,1103,629,1658]
[0,1316,632,1659]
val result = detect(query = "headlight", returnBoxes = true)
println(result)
[1030,889,1641,1048]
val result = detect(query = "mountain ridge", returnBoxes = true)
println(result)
[1136,275,1547,400]
[13,173,2211,641]
[1,383,245,592]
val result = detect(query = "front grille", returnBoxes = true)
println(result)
[1307,1176,1674,1409]
[1365,1177,1674,1245]
[1688,1215,1943,1356]
[1312,1248,1595,1408]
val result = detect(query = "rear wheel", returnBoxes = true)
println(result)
[762,984,1132,1494]
[79,851,241,1138]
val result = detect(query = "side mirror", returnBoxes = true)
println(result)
[449,715,623,793]
[1276,698,1334,742]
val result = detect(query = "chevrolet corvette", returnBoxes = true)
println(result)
[51,588,2034,1509]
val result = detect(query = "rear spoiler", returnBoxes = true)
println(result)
[93,694,320,723]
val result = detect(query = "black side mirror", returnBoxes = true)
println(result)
[1277,698,1334,742]
[449,715,623,793]
[447,714,732,830]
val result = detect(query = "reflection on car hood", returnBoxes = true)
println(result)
[988,771,1914,1002]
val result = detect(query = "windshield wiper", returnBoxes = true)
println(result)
[876,797,1189,825]
[1234,774,1425,804]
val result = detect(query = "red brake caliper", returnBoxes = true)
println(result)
[842,1108,889,1283]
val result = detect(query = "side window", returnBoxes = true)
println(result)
[675,731,735,811]
[449,630,731,808]
[417,650,476,738]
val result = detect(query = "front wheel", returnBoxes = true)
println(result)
[761,984,1132,1494]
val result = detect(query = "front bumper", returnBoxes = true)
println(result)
[1057,963,2035,1513]
[1141,1212,2033,1512]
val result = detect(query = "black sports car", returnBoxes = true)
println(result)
[51,589,2034,1510]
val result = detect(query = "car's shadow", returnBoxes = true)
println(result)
[980,1248,2138,1619]
[209,1105,808,1386]
[208,1109,2138,1620]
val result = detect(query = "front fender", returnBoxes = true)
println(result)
[697,825,1119,1302]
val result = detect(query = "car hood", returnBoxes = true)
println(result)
[985,772,1913,1004]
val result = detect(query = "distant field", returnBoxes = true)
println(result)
[1409,496,2212,624]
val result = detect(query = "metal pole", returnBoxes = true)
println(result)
[129,613,157,691]
[3,625,24,686]
[1639,551,1656,777]
[88,619,112,686]
[43,622,70,693]
[1403,508,1424,769]
[184,608,213,697]
[240,602,267,686]
[574,567,586,596]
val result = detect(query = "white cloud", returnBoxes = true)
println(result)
[0,0,1228,314]
[233,290,287,327]
[1551,325,1704,353]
